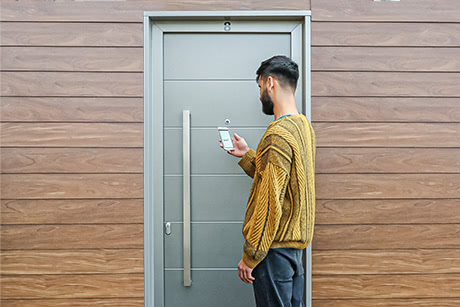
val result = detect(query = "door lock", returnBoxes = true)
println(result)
[224,22,231,32]
[165,222,171,235]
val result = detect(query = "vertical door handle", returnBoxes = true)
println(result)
[183,110,192,287]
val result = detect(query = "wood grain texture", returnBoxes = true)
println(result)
[313,224,460,249]
[312,97,460,122]
[1,174,143,199]
[1,224,143,249]
[312,47,460,72]
[316,148,460,173]
[1,47,143,71]
[313,123,460,147]
[316,173,460,199]
[0,1,310,22]
[1,123,143,147]
[312,22,460,46]
[1,72,143,96]
[1,148,143,173]
[0,23,143,46]
[1,249,143,274]
[1,199,143,224]
[312,298,460,307]
[1,273,144,298]
[0,97,143,122]
[315,199,460,224]
[312,249,460,275]
[312,273,460,299]
[312,72,460,96]
[311,0,460,22]
[1,298,144,307]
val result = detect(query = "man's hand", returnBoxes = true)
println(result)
[219,133,250,158]
[238,258,255,284]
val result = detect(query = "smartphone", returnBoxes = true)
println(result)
[217,127,234,151]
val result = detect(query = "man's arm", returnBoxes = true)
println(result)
[238,148,256,178]
[241,140,291,268]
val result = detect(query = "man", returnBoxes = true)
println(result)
[219,55,316,307]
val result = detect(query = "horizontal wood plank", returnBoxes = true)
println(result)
[312,249,460,275]
[1,148,143,173]
[1,174,143,199]
[313,123,460,147]
[312,273,460,299]
[0,97,143,122]
[1,273,143,299]
[312,298,460,307]
[316,199,460,224]
[1,249,143,274]
[0,72,143,96]
[1,123,143,147]
[314,224,460,249]
[1,224,143,249]
[316,173,460,199]
[311,0,460,22]
[312,72,460,96]
[316,148,460,173]
[1,199,143,224]
[312,97,460,122]
[312,47,460,72]
[0,1,310,22]
[312,22,460,46]
[0,23,143,47]
[1,47,143,71]
[1,298,143,307]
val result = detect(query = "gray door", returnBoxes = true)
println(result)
[144,13,309,307]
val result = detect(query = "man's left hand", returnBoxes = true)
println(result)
[238,258,255,284]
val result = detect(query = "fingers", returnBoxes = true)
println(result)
[233,133,240,140]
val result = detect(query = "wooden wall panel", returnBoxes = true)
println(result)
[2,224,143,249]
[313,274,460,299]
[1,199,143,224]
[1,249,144,274]
[1,274,144,298]
[313,249,460,275]
[312,22,460,46]
[1,299,144,307]
[1,72,143,96]
[0,97,143,122]
[1,23,143,47]
[1,47,143,71]
[1,123,143,147]
[311,0,460,22]
[1,148,144,173]
[312,97,460,122]
[310,0,460,305]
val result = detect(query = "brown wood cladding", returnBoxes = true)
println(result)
[1,0,459,306]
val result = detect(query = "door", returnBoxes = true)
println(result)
[144,11,311,307]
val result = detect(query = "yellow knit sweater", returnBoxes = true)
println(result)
[238,113,316,269]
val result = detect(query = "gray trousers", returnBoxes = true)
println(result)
[251,247,305,307]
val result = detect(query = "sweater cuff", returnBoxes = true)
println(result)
[238,148,256,171]
[242,251,262,269]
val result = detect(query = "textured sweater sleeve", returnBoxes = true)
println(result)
[238,148,256,178]
[241,153,290,268]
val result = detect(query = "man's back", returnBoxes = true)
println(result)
[238,113,316,268]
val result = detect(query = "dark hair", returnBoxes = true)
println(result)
[256,55,299,92]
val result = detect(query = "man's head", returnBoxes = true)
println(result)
[256,55,299,115]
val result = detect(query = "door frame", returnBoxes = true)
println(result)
[144,10,312,307]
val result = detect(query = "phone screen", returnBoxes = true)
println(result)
[219,130,234,149]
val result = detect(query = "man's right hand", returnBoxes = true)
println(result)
[219,133,250,158]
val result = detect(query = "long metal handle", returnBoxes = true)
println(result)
[183,110,192,287]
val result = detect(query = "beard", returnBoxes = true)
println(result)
[261,88,274,115]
